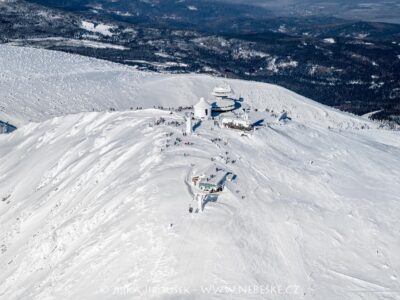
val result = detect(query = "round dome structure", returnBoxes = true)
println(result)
[211,84,236,112]
[212,84,234,99]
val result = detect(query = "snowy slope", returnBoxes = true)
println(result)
[1,45,400,299]
[0,45,372,130]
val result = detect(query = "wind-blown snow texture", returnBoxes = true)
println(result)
[0,45,400,299]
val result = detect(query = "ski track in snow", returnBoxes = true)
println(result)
[0,45,399,299]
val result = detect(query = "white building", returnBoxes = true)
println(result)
[211,84,236,112]
[221,117,252,131]
[212,84,234,99]
[192,164,229,194]
[194,97,211,119]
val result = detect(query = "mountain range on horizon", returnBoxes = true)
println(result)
[1,3,400,299]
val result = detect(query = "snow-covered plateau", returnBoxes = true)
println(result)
[0,45,399,299]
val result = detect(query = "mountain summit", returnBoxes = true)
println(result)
[0,45,399,299]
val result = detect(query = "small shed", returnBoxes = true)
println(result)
[278,111,290,122]
[194,97,211,119]
[0,121,16,134]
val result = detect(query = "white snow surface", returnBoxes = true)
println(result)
[0,45,372,130]
[1,45,400,299]
[80,21,115,37]
[6,37,128,50]
[323,38,336,44]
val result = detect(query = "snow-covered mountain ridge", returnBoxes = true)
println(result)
[0,45,400,299]
[0,44,375,130]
